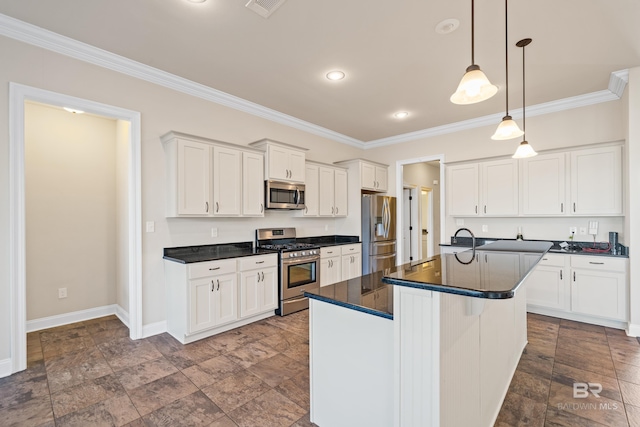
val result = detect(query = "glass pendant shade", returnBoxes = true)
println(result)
[491,115,524,140]
[512,141,537,158]
[450,65,498,105]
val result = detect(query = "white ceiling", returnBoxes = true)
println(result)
[1,0,639,143]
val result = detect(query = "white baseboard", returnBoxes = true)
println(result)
[626,324,640,337]
[527,306,627,330]
[115,305,130,328]
[142,321,167,338]
[26,304,128,333]
[0,358,12,378]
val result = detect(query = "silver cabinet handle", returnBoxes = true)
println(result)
[327,251,333,254]
[589,262,605,265]
[261,272,264,281]
[211,280,214,292]
[209,267,220,271]
[305,206,308,214]
[256,260,265,264]
[216,202,219,213]
[331,207,335,214]
[260,203,263,213]
[475,206,478,214]
[336,207,339,214]
[257,273,260,282]
[573,271,576,281]
[573,202,576,212]
[485,254,487,263]
[205,202,209,212]
[217,279,220,291]
[484,205,487,214]
[560,270,563,280]
[561,203,564,213]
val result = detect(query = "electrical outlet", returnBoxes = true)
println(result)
[579,227,587,235]
[324,224,329,231]
[146,221,155,233]
[211,227,218,237]
[569,227,577,235]
[58,288,67,299]
[456,219,464,226]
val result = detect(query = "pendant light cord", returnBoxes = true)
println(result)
[471,0,475,65]
[522,41,526,138]
[505,0,509,115]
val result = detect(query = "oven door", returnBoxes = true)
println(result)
[281,256,319,300]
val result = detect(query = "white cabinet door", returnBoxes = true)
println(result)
[524,254,569,311]
[177,140,210,216]
[319,166,335,216]
[212,146,241,216]
[482,252,521,287]
[267,145,290,181]
[521,153,566,215]
[320,256,341,287]
[213,273,238,326]
[242,152,264,216]
[239,270,261,318]
[189,277,217,333]
[289,151,306,183]
[304,164,319,216]
[375,166,388,192]
[361,162,376,190]
[571,269,626,321]
[341,253,361,281]
[334,169,348,216]
[570,146,622,215]
[447,164,479,216]
[482,159,518,216]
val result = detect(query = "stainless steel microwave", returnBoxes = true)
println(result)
[265,180,306,210]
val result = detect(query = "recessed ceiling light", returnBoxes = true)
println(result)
[394,111,410,119]
[63,107,84,114]
[326,71,346,81]
[435,18,460,35]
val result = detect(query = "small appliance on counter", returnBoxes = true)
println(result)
[362,195,397,274]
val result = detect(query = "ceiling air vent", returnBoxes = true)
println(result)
[245,0,287,18]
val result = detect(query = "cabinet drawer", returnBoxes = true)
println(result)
[570,256,626,272]
[238,254,278,271]
[321,246,340,257]
[341,244,361,256]
[537,254,566,268]
[188,259,236,279]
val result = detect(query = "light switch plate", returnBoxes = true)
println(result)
[146,221,155,233]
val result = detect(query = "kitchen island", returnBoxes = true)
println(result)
[305,240,552,427]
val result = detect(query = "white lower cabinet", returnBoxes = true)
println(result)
[320,252,341,287]
[525,254,628,325]
[341,244,362,281]
[321,244,362,287]
[239,255,278,318]
[165,253,278,344]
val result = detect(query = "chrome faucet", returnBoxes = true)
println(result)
[453,227,476,250]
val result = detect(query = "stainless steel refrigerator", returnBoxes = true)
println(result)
[362,195,397,274]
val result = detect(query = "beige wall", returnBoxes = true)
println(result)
[24,102,118,320]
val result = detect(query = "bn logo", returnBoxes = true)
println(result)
[573,382,602,398]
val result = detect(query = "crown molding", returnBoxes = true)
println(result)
[0,13,364,148]
[364,89,621,149]
[0,13,628,150]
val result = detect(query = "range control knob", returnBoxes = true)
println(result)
[301,251,307,256]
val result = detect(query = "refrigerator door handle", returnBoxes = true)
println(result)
[384,198,391,239]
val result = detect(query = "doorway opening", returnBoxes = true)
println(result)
[396,156,444,264]
[9,83,142,375]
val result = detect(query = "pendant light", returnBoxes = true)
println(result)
[491,0,523,140]
[450,0,498,105]
[512,38,537,159]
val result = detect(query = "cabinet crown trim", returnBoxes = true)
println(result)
[249,138,309,152]
[161,131,264,154]
[334,158,389,167]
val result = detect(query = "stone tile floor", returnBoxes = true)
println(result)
[1,310,640,426]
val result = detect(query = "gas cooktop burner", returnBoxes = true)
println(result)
[260,242,319,251]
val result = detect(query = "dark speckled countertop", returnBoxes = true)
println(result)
[163,242,275,264]
[297,235,360,247]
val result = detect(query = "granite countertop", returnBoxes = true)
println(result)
[443,236,629,258]
[297,235,360,247]
[304,270,394,320]
[163,242,275,264]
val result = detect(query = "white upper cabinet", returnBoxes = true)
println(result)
[570,146,622,215]
[447,163,479,216]
[163,131,265,218]
[212,146,242,216]
[172,139,211,216]
[304,163,320,216]
[306,163,348,218]
[521,153,566,216]
[250,139,307,183]
[361,162,388,192]
[242,151,265,216]
[481,159,519,216]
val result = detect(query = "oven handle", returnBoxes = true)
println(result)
[282,256,320,265]
[287,295,310,303]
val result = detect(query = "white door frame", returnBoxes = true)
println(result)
[9,83,143,374]
[419,187,434,259]
[396,155,445,265]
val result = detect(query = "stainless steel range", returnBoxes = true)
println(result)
[256,228,320,316]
